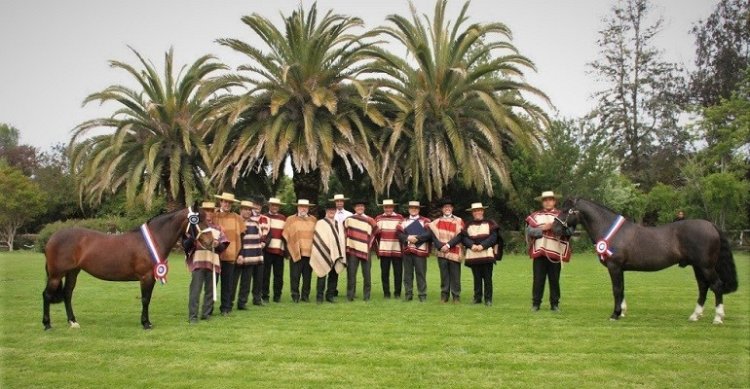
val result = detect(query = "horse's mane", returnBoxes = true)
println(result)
[128,208,184,232]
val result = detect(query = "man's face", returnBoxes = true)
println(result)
[205,209,215,223]
[677,211,684,218]
[269,204,280,213]
[442,204,453,215]
[354,204,365,214]
[240,207,252,219]
[472,209,484,220]
[408,206,420,216]
[383,205,395,214]
[335,200,345,209]
[297,205,309,215]
[326,208,336,219]
[220,199,232,212]
[542,198,556,210]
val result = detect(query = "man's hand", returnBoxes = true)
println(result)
[260,242,266,248]
[540,223,552,231]
[236,255,244,265]
[471,244,482,252]
[407,235,417,244]
[440,244,450,252]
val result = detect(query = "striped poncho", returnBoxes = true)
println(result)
[310,218,347,277]
[429,216,464,262]
[344,213,376,260]
[526,209,571,262]
[238,219,264,265]
[460,220,501,266]
[375,213,404,257]
[264,212,286,256]
[397,216,432,257]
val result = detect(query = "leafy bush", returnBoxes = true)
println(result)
[36,217,140,252]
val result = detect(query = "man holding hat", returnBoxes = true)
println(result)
[262,197,287,303]
[213,192,244,315]
[311,201,347,303]
[447,203,502,306]
[374,199,404,299]
[525,191,574,312]
[233,200,269,309]
[331,194,353,223]
[397,201,431,302]
[343,199,377,302]
[411,198,464,303]
[282,199,317,303]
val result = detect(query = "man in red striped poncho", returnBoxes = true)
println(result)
[262,197,286,303]
[375,199,404,299]
[343,199,376,302]
[397,201,431,302]
[233,200,269,309]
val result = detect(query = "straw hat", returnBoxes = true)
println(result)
[379,199,398,207]
[267,197,285,205]
[201,201,218,210]
[466,202,489,211]
[406,201,425,208]
[535,191,562,201]
[239,200,259,209]
[329,194,350,201]
[292,199,315,206]
[214,192,239,203]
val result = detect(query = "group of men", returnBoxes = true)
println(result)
[182,190,574,323]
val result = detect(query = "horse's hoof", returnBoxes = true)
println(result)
[68,321,80,329]
[712,318,723,325]
[609,314,621,321]
[43,325,52,331]
[142,323,153,330]
[688,313,701,321]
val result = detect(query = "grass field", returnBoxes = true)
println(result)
[1,251,748,388]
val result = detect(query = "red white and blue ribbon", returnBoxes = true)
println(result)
[140,223,168,284]
[595,215,625,262]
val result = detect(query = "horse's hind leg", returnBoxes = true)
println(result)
[42,276,63,330]
[140,277,156,330]
[689,266,709,321]
[700,268,725,324]
[63,269,81,328]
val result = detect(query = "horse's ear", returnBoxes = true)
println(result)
[192,200,200,211]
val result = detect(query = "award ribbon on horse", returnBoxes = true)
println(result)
[140,223,168,284]
[596,215,625,261]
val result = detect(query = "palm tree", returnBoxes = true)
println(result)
[211,3,385,202]
[70,47,234,211]
[366,0,550,199]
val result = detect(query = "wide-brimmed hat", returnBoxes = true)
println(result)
[438,198,455,207]
[406,201,425,208]
[267,197,285,205]
[324,201,338,209]
[201,201,218,210]
[466,202,489,211]
[535,191,562,201]
[214,192,239,203]
[351,199,368,206]
[239,200,260,209]
[379,199,398,207]
[293,199,315,206]
[329,194,350,201]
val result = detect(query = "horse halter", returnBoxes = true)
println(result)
[554,207,579,228]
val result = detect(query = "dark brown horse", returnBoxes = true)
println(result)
[552,198,738,323]
[42,205,207,330]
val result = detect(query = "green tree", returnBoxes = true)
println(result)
[70,47,234,211]
[700,172,749,230]
[0,163,46,250]
[644,182,683,224]
[212,3,384,202]
[367,0,549,199]
[0,123,20,152]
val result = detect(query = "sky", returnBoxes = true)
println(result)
[0,0,717,151]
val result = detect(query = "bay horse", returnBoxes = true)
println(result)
[552,198,738,323]
[42,205,207,330]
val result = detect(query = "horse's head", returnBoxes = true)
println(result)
[552,197,580,236]
[184,201,210,242]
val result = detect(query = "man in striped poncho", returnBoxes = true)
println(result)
[234,200,268,309]
[262,197,286,303]
[397,201,431,302]
[311,202,346,303]
[344,199,377,302]
[375,199,404,299]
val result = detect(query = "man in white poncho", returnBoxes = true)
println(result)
[311,202,347,303]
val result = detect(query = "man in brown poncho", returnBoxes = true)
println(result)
[282,199,317,303]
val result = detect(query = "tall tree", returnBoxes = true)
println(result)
[588,0,687,188]
[367,0,549,200]
[0,163,46,251]
[0,123,38,177]
[689,0,750,107]
[70,47,234,211]
[212,3,385,202]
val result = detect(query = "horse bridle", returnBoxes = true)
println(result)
[554,200,579,229]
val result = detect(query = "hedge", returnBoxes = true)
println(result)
[36,217,141,252]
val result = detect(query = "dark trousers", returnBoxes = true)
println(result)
[346,255,371,301]
[219,261,235,313]
[438,258,461,301]
[290,257,312,301]
[188,269,215,320]
[532,258,561,307]
[262,252,284,301]
[233,263,264,308]
[380,256,403,297]
[402,254,427,300]
[316,269,339,301]
[470,263,494,303]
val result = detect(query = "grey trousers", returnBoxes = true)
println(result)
[188,268,215,320]
[438,258,461,300]
[402,254,427,300]
[346,255,371,301]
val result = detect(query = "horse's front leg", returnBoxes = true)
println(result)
[607,264,625,320]
[140,276,156,330]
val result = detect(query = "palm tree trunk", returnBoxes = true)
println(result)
[292,169,322,204]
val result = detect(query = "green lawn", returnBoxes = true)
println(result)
[1,251,748,388]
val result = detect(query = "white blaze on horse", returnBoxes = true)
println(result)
[553,198,738,324]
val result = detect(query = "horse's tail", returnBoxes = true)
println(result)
[714,227,738,294]
[43,263,65,304]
